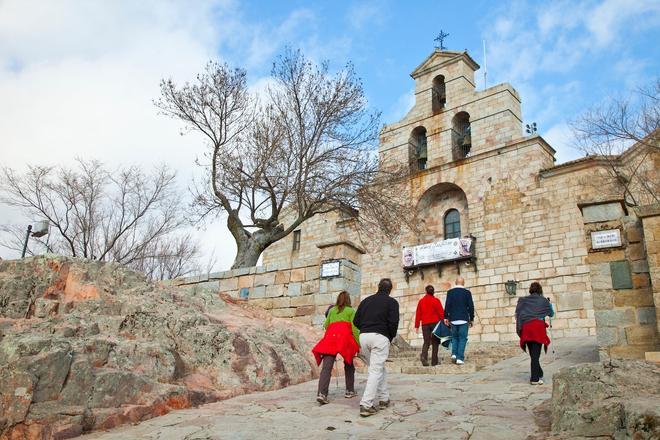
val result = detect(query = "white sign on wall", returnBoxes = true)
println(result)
[402,238,473,268]
[590,229,622,250]
[320,260,341,278]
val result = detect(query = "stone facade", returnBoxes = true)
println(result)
[246,50,658,355]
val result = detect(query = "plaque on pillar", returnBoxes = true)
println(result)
[320,260,341,278]
[590,229,622,250]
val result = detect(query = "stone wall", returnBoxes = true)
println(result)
[174,242,363,327]
[358,143,605,346]
[638,205,660,338]
[580,201,659,359]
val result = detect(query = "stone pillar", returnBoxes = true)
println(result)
[316,240,365,312]
[580,200,659,360]
[636,205,660,339]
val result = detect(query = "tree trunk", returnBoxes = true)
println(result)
[231,237,266,269]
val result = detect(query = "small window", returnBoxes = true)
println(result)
[444,209,461,239]
[409,126,428,171]
[451,112,471,160]
[292,230,301,251]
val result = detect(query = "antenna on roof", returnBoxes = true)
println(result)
[483,39,487,89]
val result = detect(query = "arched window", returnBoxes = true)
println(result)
[409,126,428,171]
[432,75,446,114]
[444,209,461,239]
[451,112,471,160]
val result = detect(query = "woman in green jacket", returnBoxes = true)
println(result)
[312,291,360,404]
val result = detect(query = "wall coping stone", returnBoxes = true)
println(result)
[316,239,366,254]
[635,203,660,219]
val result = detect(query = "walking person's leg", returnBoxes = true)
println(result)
[430,323,440,366]
[360,333,388,414]
[456,324,469,362]
[420,324,432,366]
[317,355,335,403]
[359,333,375,409]
[344,361,356,397]
[450,324,459,361]
[528,342,542,383]
[374,335,391,409]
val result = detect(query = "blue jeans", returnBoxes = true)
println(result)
[450,323,469,361]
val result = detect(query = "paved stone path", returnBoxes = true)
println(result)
[81,337,598,440]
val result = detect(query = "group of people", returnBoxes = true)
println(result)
[311,277,555,417]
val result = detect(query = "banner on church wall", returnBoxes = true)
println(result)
[402,238,473,268]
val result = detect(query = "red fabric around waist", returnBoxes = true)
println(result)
[312,321,360,365]
[519,319,550,351]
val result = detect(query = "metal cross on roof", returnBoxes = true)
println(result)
[434,31,449,50]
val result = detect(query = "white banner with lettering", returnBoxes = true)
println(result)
[402,238,473,267]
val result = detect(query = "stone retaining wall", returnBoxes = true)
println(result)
[171,242,363,327]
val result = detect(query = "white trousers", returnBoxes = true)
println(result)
[359,332,390,408]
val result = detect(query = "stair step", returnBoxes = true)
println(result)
[356,362,478,375]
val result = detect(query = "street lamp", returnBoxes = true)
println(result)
[505,279,518,296]
[21,220,49,258]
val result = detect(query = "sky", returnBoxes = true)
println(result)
[1,0,659,270]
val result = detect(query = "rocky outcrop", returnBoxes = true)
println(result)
[551,359,660,439]
[0,256,321,439]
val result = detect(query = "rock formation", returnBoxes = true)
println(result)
[0,256,320,439]
[551,359,660,439]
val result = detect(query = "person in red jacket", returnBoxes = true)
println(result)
[415,285,445,366]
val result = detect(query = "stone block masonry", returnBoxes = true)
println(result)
[580,201,660,360]
[172,241,365,327]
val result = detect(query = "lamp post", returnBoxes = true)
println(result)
[20,221,49,258]
[21,225,33,258]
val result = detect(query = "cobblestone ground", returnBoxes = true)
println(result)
[81,337,598,440]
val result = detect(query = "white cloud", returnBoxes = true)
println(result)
[0,0,359,270]
[347,1,385,31]
[481,0,659,164]
[543,122,582,164]
[0,0,238,267]
[587,0,660,47]
[385,88,414,124]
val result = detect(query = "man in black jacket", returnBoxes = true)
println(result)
[353,278,400,417]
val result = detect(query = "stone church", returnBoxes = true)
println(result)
[179,49,659,361]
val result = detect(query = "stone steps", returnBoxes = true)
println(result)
[353,346,517,375]
[356,361,478,375]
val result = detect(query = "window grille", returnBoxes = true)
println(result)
[444,209,461,239]
[292,230,301,251]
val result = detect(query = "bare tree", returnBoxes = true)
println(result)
[572,79,659,206]
[0,159,200,279]
[156,49,411,268]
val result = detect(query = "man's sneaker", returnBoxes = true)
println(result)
[456,359,464,365]
[344,391,357,398]
[378,399,390,410]
[530,379,544,385]
[316,394,329,404]
[360,405,378,417]
[451,355,457,363]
